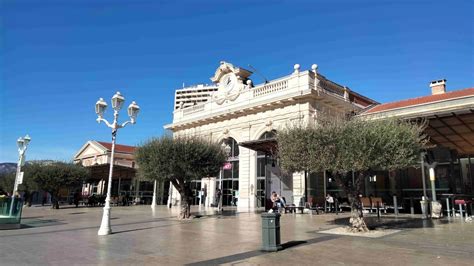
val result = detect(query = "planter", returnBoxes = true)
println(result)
[0,197,24,229]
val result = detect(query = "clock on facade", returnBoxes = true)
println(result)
[212,71,245,105]
[219,73,238,94]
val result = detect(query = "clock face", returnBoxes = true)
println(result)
[213,72,242,104]
[220,73,237,93]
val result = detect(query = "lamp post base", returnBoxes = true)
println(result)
[97,206,112,235]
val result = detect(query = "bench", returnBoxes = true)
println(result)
[360,197,386,214]
[285,205,305,214]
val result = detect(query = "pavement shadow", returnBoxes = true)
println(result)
[20,216,44,219]
[330,216,449,230]
[188,210,239,220]
[281,240,307,249]
[19,219,66,229]
[0,216,176,238]
[186,235,339,266]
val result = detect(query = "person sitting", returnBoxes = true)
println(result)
[271,191,285,213]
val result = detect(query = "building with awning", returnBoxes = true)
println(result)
[165,61,377,211]
[164,61,473,213]
[73,141,167,204]
[358,81,474,203]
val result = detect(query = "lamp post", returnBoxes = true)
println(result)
[95,91,140,236]
[9,135,31,216]
[219,142,231,212]
[151,179,157,208]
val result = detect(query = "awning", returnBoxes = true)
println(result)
[426,110,474,156]
[86,164,136,181]
[238,138,278,154]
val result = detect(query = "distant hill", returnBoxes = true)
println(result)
[0,160,60,175]
[0,163,16,175]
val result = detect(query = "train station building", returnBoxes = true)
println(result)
[165,61,473,212]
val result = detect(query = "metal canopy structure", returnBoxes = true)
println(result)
[238,138,278,154]
[87,164,136,181]
[359,87,474,156]
[426,110,474,156]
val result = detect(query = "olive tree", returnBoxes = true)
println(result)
[135,136,226,219]
[0,165,39,206]
[29,162,89,209]
[278,118,427,232]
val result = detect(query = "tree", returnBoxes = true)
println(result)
[0,172,15,194]
[135,136,226,219]
[0,165,39,206]
[277,118,427,232]
[28,162,89,209]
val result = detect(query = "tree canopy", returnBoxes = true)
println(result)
[135,136,226,218]
[277,118,427,231]
[278,118,427,175]
[0,164,39,206]
[28,162,89,209]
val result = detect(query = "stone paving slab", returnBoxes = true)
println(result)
[0,205,472,265]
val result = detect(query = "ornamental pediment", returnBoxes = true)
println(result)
[210,61,253,105]
[210,61,252,83]
[74,141,107,160]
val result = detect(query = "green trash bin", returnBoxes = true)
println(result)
[261,213,282,252]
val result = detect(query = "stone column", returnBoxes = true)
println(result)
[248,150,257,210]
[292,172,305,206]
[237,146,250,212]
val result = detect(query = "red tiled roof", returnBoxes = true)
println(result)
[364,88,474,114]
[97,141,136,154]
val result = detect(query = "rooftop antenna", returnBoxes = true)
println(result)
[248,64,269,84]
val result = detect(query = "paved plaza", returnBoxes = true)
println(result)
[0,205,473,265]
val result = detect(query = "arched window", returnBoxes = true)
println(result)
[259,130,276,140]
[222,137,239,158]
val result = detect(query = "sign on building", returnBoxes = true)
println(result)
[223,162,232,170]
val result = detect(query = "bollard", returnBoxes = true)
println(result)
[459,203,464,220]
[452,198,456,218]
[393,195,399,216]
[261,213,282,252]
[446,198,451,217]
[420,197,429,219]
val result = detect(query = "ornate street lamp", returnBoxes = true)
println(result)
[95,92,140,236]
[223,143,231,157]
[9,135,31,216]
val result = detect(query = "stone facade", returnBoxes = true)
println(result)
[165,61,376,211]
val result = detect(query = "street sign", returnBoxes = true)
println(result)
[17,172,24,184]
[223,162,232,170]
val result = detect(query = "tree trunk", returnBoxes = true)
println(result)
[178,192,192,219]
[51,193,60,209]
[348,194,368,232]
[51,198,60,209]
[336,173,369,232]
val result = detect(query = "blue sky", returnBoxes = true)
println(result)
[1,0,473,162]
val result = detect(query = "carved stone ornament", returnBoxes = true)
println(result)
[211,61,253,105]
